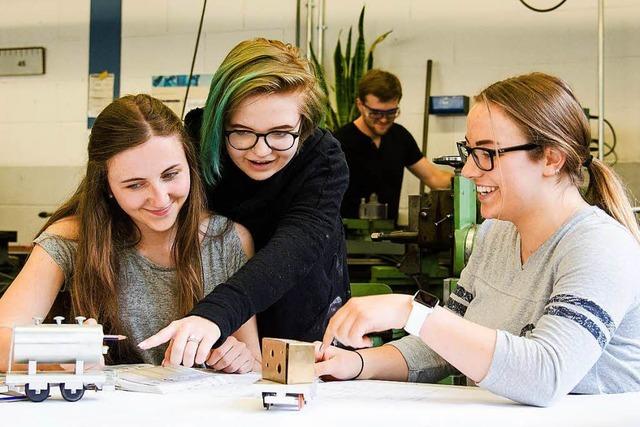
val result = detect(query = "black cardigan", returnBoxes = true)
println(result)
[186,109,350,342]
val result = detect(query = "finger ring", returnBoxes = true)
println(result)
[187,336,200,344]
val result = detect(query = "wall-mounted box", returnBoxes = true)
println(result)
[0,47,46,77]
[429,95,469,115]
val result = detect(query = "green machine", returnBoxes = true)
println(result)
[366,156,477,386]
[343,196,412,289]
[364,156,478,302]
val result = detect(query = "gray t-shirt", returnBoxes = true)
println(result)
[34,215,247,365]
[390,206,640,406]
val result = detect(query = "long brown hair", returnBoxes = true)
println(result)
[39,94,206,360]
[478,72,640,243]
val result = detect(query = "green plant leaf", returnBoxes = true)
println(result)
[309,42,329,97]
[310,42,339,130]
[348,6,366,123]
[366,30,392,70]
[309,4,390,130]
[334,37,349,126]
[345,26,353,73]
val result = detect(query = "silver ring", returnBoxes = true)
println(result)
[186,336,200,344]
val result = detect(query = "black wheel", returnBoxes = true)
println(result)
[25,383,50,402]
[60,384,85,402]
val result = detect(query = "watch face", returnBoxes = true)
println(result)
[414,290,440,308]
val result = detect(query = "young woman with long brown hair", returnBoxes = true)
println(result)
[0,94,259,372]
[315,72,640,406]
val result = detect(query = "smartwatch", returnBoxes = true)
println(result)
[404,290,440,336]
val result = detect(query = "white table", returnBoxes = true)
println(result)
[3,379,639,427]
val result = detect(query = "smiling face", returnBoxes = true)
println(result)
[462,102,545,223]
[107,134,190,237]
[225,91,302,181]
[356,94,399,137]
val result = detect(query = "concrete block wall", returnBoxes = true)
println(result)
[1,0,639,242]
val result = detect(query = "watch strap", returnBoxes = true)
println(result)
[404,300,433,336]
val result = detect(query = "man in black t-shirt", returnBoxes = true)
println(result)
[334,69,453,222]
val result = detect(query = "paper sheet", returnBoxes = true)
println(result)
[108,364,260,394]
[88,72,115,118]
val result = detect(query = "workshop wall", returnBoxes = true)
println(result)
[321,0,640,222]
[1,0,639,242]
[0,0,298,242]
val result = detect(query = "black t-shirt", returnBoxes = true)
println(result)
[334,122,423,221]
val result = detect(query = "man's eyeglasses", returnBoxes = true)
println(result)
[456,140,540,171]
[224,129,300,151]
[362,103,401,121]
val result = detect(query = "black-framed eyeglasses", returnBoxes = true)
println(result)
[224,128,300,151]
[362,103,401,121]
[456,140,540,171]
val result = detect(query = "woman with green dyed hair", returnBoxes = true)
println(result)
[140,38,351,367]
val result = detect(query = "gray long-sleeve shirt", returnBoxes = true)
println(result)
[389,206,640,406]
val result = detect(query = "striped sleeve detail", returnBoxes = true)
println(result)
[547,294,615,333]
[453,285,473,303]
[543,305,608,349]
[446,298,468,317]
[446,284,474,317]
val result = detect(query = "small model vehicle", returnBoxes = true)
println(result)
[257,338,316,410]
[3,316,116,402]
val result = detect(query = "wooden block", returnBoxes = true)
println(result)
[262,338,287,384]
[262,338,315,384]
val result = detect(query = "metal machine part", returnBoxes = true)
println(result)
[359,193,389,220]
[371,190,452,251]
[258,338,316,411]
[370,156,478,298]
[12,324,105,365]
[256,379,317,411]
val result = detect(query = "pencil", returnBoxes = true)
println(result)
[103,334,127,341]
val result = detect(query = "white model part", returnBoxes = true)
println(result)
[5,372,107,390]
[255,379,317,410]
[12,324,105,364]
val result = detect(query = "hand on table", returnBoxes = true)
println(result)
[205,336,258,374]
[314,341,362,381]
[321,294,413,350]
[138,315,221,368]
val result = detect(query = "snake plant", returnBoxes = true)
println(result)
[310,6,392,131]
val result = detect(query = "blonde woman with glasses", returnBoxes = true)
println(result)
[315,72,640,407]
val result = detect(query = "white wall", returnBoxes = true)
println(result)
[0,0,89,167]
[1,0,639,242]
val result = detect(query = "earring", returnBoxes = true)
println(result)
[108,193,114,199]
[554,169,560,175]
